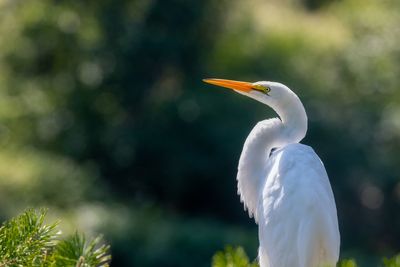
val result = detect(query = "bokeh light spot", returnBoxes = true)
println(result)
[57,10,80,34]
[360,183,384,210]
[78,62,103,87]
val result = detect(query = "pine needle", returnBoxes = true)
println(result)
[0,209,111,267]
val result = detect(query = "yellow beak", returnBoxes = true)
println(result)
[202,78,253,93]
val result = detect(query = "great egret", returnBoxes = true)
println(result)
[203,78,340,267]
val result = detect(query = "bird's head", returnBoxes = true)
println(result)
[203,78,307,144]
[202,78,294,109]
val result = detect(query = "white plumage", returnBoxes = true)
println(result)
[257,143,339,267]
[203,79,340,267]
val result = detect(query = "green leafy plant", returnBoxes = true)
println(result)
[0,208,111,266]
[383,254,400,267]
[212,246,259,267]
[339,259,358,267]
[212,246,400,267]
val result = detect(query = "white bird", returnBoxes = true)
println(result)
[203,78,340,267]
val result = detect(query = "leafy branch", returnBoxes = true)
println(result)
[0,209,110,267]
[212,246,258,267]
[212,246,400,267]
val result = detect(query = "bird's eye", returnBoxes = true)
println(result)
[252,84,271,95]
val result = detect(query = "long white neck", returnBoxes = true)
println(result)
[236,89,307,221]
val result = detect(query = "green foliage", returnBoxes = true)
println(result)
[212,247,400,267]
[383,254,400,267]
[338,255,400,267]
[0,208,58,266]
[339,259,358,267]
[50,233,111,267]
[212,246,259,267]
[0,209,110,267]
[0,0,400,266]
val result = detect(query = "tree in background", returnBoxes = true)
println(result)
[0,0,400,266]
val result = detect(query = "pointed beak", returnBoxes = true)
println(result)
[202,78,253,93]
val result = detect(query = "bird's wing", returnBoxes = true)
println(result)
[258,143,340,267]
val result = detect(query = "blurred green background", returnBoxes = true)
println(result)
[0,0,399,266]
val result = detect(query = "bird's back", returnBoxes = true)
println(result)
[257,143,340,267]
